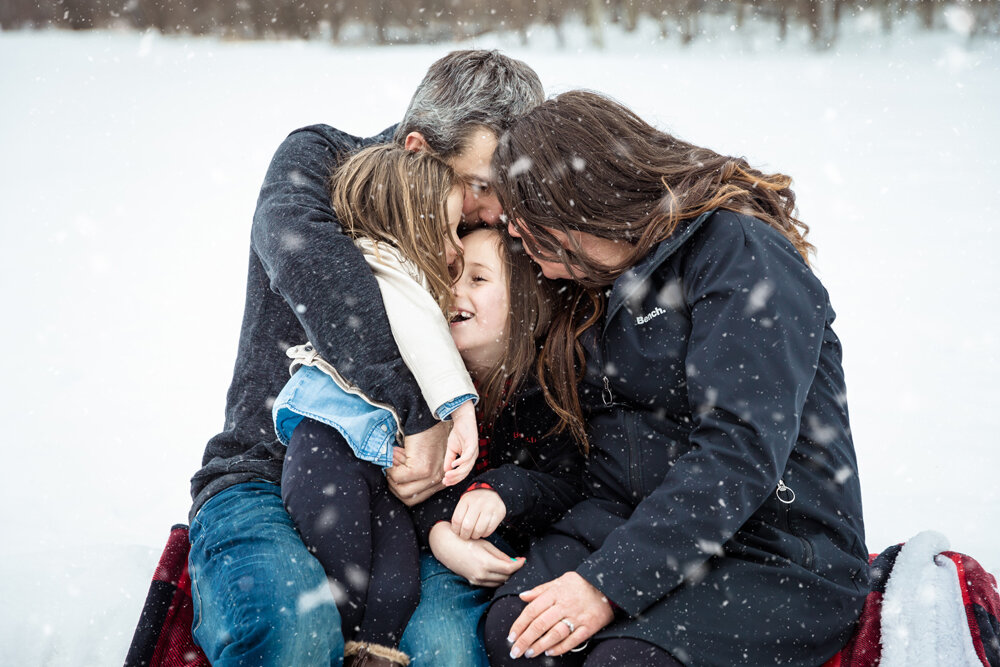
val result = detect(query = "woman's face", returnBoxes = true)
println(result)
[449,229,509,374]
[507,220,627,282]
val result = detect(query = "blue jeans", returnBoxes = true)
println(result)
[188,481,345,667]
[400,542,512,667]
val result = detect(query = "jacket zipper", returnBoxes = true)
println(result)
[602,376,614,407]
[624,410,643,499]
[775,479,814,568]
[604,374,644,499]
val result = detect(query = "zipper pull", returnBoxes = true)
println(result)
[776,479,796,504]
[602,376,614,406]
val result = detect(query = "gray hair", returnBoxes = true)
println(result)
[394,50,544,158]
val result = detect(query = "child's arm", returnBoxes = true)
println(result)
[470,431,585,536]
[444,440,580,542]
[252,126,435,439]
[442,400,478,487]
[358,240,479,484]
[413,391,586,545]
[428,521,525,587]
[454,391,587,538]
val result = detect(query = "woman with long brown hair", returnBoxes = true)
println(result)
[482,90,869,667]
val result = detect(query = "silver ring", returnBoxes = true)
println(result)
[560,619,575,633]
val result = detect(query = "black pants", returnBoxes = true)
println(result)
[281,418,419,646]
[485,595,684,667]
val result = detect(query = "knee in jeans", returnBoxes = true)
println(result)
[231,576,342,662]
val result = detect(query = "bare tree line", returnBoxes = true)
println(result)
[4,0,999,46]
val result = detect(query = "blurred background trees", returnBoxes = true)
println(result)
[3,0,997,45]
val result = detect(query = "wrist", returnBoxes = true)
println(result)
[463,481,495,494]
[452,400,475,419]
[429,521,451,546]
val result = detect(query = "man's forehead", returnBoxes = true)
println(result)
[448,130,497,180]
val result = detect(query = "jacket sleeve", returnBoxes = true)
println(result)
[250,125,436,436]
[575,213,830,615]
[473,429,585,533]
[408,395,586,545]
[409,485,464,546]
[359,243,478,417]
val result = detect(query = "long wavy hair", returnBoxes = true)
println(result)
[331,144,461,314]
[492,90,814,448]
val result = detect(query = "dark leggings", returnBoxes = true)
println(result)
[281,418,419,646]
[485,595,685,667]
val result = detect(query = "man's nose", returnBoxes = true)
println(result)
[479,209,500,225]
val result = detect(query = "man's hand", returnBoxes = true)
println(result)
[443,401,478,486]
[451,488,506,540]
[428,522,524,587]
[507,572,614,659]
[386,421,449,506]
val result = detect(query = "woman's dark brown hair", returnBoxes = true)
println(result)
[469,227,564,430]
[491,89,814,448]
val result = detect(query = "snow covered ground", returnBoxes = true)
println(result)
[1,14,998,665]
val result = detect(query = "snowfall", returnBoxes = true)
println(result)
[1,10,998,666]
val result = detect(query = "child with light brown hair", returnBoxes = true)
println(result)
[271,143,479,665]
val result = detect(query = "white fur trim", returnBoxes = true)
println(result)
[879,530,982,667]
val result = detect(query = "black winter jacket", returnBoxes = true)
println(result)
[500,210,869,667]
[188,125,434,521]
[410,382,586,554]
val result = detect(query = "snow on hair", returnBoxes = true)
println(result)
[394,50,544,158]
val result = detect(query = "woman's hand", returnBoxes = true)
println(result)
[428,522,524,587]
[442,401,478,486]
[451,488,507,540]
[507,572,615,659]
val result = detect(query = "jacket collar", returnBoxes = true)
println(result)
[605,209,715,328]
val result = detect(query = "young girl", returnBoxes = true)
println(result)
[271,144,482,666]
[402,227,586,666]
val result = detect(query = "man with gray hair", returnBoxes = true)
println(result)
[186,50,543,666]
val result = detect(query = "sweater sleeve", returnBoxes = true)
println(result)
[250,126,436,437]
[574,214,830,615]
[358,241,478,417]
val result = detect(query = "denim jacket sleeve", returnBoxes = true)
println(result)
[250,125,436,437]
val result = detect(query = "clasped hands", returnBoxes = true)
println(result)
[386,400,478,505]
[430,489,524,587]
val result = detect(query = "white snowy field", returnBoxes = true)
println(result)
[1,14,998,665]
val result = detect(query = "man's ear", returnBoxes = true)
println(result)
[404,132,430,153]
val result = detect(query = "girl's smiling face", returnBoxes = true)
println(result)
[449,228,510,378]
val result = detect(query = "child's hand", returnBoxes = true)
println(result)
[442,401,478,487]
[428,522,524,587]
[451,488,507,540]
